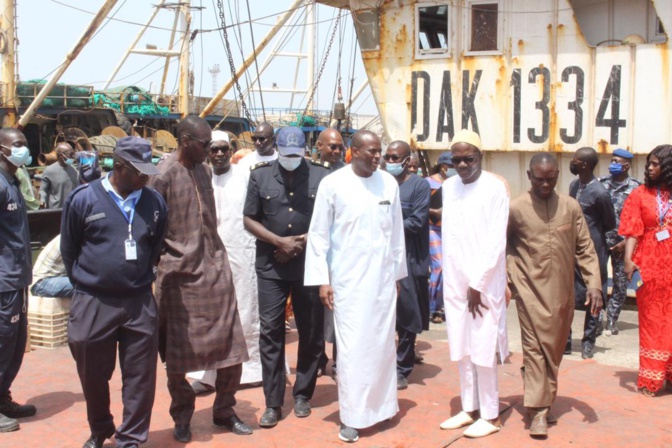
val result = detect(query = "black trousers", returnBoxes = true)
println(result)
[68,290,158,448]
[0,289,27,398]
[167,363,242,425]
[397,327,417,378]
[257,276,324,407]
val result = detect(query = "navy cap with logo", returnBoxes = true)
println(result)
[613,148,634,159]
[438,151,452,165]
[114,136,159,175]
[276,127,306,156]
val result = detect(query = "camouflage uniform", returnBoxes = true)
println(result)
[599,175,641,323]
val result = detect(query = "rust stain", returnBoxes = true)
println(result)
[518,39,524,48]
[597,139,610,154]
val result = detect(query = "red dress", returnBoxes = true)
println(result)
[619,185,672,392]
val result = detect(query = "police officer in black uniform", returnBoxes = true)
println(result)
[243,126,330,428]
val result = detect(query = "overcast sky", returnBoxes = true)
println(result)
[16,0,377,117]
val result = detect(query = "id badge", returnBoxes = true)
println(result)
[656,229,670,242]
[125,239,138,260]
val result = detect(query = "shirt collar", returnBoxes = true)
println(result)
[102,172,142,204]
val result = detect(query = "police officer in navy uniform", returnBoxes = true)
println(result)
[243,126,330,428]
[0,128,36,433]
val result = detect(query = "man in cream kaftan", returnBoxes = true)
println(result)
[187,130,262,389]
[439,130,509,439]
[304,131,406,443]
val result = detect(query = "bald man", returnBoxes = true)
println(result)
[305,130,406,443]
[508,153,602,437]
[317,128,345,169]
[237,122,277,177]
[39,142,78,209]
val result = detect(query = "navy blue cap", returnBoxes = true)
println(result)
[276,127,306,156]
[114,136,159,175]
[613,148,634,159]
[438,152,452,165]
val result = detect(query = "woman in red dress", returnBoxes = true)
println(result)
[620,144,672,396]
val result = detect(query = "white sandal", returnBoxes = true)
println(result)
[439,411,475,430]
[463,418,501,438]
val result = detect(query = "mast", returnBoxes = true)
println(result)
[177,0,191,117]
[0,0,16,126]
[17,0,119,129]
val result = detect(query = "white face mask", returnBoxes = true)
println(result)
[278,155,302,171]
[2,145,32,167]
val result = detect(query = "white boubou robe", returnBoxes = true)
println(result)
[441,171,509,367]
[188,164,262,385]
[305,165,407,428]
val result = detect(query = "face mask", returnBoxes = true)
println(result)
[569,163,580,176]
[609,162,624,176]
[278,155,302,171]
[417,168,424,176]
[64,157,75,166]
[2,145,32,167]
[386,162,404,177]
[445,168,458,178]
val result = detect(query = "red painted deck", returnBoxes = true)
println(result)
[4,325,669,447]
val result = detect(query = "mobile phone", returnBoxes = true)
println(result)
[632,270,643,291]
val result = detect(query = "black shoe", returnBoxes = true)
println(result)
[397,374,408,390]
[294,398,311,418]
[564,342,572,355]
[316,366,325,378]
[0,393,36,418]
[259,407,281,428]
[82,428,115,448]
[581,345,594,359]
[0,413,19,433]
[173,424,191,443]
[213,414,253,435]
[607,320,619,335]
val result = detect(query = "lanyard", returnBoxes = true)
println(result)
[657,187,671,228]
[107,190,137,239]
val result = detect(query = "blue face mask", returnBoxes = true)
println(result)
[445,168,458,178]
[2,145,32,167]
[609,162,624,176]
[64,157,75,166]
[278,155,302,171]
[386,162,404,177]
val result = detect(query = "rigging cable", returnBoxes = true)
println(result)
[245,0,266,122]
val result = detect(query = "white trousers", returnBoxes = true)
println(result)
[458,355,499,420]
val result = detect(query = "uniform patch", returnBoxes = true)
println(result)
[85,212,106,223]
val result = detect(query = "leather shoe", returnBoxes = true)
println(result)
[397,375,408,390]
[564,341,572,355]
[581,345,594,359]
[82,429,115,448]
[529,411,548,438]
[294,398,311,418]
[173,424,191,443]
[0,394,36,418]
[259,407,281,428]
[214,414,252,435]
[0,413,19,433]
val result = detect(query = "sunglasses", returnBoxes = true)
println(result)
[252,136,268,143]
[383,154,407,162]
[121,163,147,178]
[210,145,231,155]
[186,135,212,147]
[327,144,345,151]
[451,155,477,165]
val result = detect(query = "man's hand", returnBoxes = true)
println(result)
[610,241,625,259]
[585,288,603,317]
[275,235,305,258]
[467,287,489,319]
[319,285,334,310]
